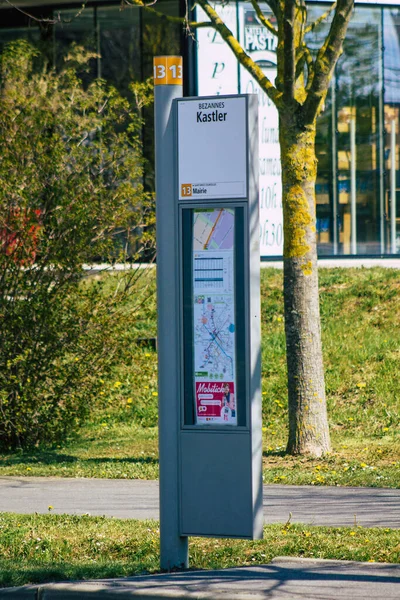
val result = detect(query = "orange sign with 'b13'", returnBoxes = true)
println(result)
[153,56,183,86]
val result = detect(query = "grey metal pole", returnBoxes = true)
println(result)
[378,13,385,255]
[350,115,357,255]
[331,75,338,256]
[154,56,188,570]
[391,119,397,255]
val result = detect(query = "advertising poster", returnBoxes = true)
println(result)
[238,5,283,256]
[195,2,239,96]
[192,208,237,425]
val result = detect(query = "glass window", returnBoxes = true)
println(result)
[337,8,382,255]
[315,87,334,255]
[141,0,182,190]
[384,9,400,254]
[141,0,181,79]
[0,8,52,60]
[97,5,141,94]
[308,6,383,256]
[54,8,96,82]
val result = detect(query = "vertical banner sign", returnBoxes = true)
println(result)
[195,2,239,95]
[195,2,283,257]
[238,5,283,256]
[193,208,237,425]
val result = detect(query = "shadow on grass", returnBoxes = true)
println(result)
[0,452,79,466]
[262,449,287,458]
[85,456,158,465]
[0,452,159,467]
[0,561,153,589]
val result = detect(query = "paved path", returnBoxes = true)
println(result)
[86,258,400,272]
[3,558,400,599]
[261,258,400,269]
[0,477,399,528]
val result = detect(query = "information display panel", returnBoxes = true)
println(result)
[182,206,246,429]
[192,208,237,425]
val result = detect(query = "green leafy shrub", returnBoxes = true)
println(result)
[0,40,155,449]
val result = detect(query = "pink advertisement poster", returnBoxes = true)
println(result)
[195,381,236,424]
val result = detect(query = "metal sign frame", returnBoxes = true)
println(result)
[175,94,263,539]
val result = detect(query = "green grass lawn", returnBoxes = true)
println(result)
[0,512,398,588]
[0,267,399,487]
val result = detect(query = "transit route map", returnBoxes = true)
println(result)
[192,209,237,425]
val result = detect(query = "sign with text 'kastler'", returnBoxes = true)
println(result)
[178,96,247,200]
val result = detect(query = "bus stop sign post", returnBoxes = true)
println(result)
[154,56,262,570]
[154,56,188,570]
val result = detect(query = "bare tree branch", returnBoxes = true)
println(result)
[260,0,279,20]
[305,2,337,34]
[2,0,87,24]
[120,0,216,28]
[186,19,218,29]
[121,0,158,7]
[297,44,314,93]
[249,0,278,36]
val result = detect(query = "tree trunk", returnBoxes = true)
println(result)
[279,110,331,457]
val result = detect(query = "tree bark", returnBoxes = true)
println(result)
[279,109,331,456]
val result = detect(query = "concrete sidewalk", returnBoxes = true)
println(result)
[2,558,400,599]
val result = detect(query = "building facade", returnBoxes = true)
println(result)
[2,0,400,258]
